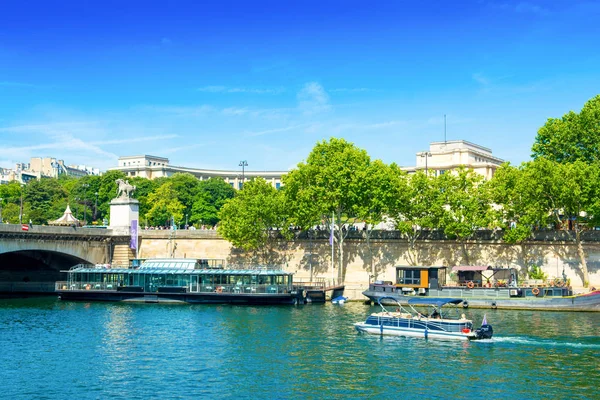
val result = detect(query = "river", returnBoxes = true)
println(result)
[0,298,598,400]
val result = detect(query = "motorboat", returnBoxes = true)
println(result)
[332,296,348,304]
[354,297,493,341]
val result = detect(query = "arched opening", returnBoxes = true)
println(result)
[0,250,89,295]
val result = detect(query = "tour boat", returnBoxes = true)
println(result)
[354,297,493,341]
[56,258,305,305]
[361,265,600,312]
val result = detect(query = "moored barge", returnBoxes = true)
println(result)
[56,258,304,305]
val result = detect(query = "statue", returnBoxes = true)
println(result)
[115,178,136,199]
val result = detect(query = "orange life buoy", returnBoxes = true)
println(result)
[85,284,91,290]
[532,287,540,296]
[216,287,223,294]
[467,281,475,289]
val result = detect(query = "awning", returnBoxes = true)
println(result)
[452,266,490,272]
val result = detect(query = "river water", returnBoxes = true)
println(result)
[0,298,598,400]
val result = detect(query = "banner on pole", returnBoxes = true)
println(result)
[130,219,138,249]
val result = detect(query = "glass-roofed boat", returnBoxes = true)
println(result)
[55,258,304,305]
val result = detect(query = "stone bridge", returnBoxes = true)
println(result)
[0,224,131,294]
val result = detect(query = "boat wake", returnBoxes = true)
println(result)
[480,336,600,349]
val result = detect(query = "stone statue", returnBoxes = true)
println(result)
[115,178,136,199]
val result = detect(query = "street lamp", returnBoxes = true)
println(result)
[82,184,89,225]
[94,192,98,221]
[238,160,248,189]
[421,152,432,175]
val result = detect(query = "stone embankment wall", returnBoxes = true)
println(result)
[139,230,600,300]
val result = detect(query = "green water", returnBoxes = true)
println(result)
[0,298,598,399]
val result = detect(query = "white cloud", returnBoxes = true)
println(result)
[297,82,331,115]
[244,124,305,137]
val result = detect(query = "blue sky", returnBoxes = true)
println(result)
[1,0,599,172]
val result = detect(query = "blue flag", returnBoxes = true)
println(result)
[130,219,138,249]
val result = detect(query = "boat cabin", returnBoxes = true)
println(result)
[393,265,447,293]
[451,266,517,288]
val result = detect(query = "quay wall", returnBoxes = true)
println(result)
[139,230,600,300]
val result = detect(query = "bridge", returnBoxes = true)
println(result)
[0,224,131,295]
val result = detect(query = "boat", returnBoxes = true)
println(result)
[332,296,347,304]
[55,258,305,305]
[362,265,600,312]
[354,297,493,341]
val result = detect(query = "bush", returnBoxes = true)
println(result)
[528,265,547,280]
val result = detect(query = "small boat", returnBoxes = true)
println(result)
[332,296,347,304]
[55,258,305,305]
[354,297,493,341]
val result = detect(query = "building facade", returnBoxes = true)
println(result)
[111,155,285,189]
[403,140,504,180]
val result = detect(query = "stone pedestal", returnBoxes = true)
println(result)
[109,198,139,235]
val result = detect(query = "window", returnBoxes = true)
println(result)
[275,182,281,190]
[397,269,421,285]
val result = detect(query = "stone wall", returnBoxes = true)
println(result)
[138,231,600,300]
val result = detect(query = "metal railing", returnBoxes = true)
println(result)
[56,281,292,294]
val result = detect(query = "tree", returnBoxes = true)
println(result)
[218,178,290,261]
[145,182,185,227]
[521,158,600,287]
[130,176,160,226]
[24,178,69,224]
[96,170,127,222]
[283,138,372,282]
[390,170,441,266]
[532,95,600,163]
[354,161,406,278]
[437,168,495,264]
[195,178,236,226]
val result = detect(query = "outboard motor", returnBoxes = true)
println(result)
[475,324,493,339]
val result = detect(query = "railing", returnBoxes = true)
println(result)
[56,281,292,294]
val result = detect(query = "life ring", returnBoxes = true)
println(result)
[467,281,475,289]
[85,284,91,290]
[532,287,540,296]
[216,287,223,294]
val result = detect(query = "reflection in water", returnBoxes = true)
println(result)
[0,298,598,400]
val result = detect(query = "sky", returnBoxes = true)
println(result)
[1,0,600,173]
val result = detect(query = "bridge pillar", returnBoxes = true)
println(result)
[109,198,139,234]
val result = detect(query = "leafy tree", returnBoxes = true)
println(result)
[532,94,600,163]
[390,170,441,266]
[197,177,236,225]
[167,173,201,222]
[96,170,127,222]
[283,138,372,282]
[437,168,495,264]
[24,178,69,224]
[130,176,159,226]
[218,178,290,261]
[521,158,600,287]
[354,161,405,278]
[145,182,185,227]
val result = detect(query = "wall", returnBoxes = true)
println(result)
[138,231,600,300]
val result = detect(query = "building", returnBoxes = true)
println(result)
[0,157,100,185]
[403,140,504,180]
[110,155,286,189]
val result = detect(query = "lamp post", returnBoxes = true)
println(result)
[94,192,98,221]
[421,152,432,175]
[82,183,89,225]
[238,160,248,189]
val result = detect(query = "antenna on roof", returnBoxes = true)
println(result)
[444,114,447,143]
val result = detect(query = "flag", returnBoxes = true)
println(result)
[21,224,29,231]
[482,314,488,325]
[329,222,334,245]
[130,219,138,249]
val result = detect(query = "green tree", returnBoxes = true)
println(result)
[168,173,201,224]
[145,182,185,227]
[354,161,405,278]
[218,178,290,261]
[96,170,127,222]
[437,168,495,264]
[283,138,372,282]
[532,95,600,163]
[521,158,600,287]
[130,176,159,226]
[390,170,441,266]
[197,177,236,225]
[24,178,69,224]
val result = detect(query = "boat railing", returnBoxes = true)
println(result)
[195,283,291,294]
[56,281,119,291]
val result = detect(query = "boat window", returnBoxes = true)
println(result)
[398,269,421,285]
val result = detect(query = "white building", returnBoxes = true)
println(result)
[111,155,285,190]
[403,140,504,180]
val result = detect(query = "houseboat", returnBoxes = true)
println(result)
[362,265,600,312]
[56,258,305,305]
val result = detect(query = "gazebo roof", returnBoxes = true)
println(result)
[48,205,80,226]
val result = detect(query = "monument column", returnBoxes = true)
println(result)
[109,179,139,265]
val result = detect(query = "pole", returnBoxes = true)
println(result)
[239,160,248,189]
[94,192,98,221]
[331,211,335,285]
[0,197,3,224]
